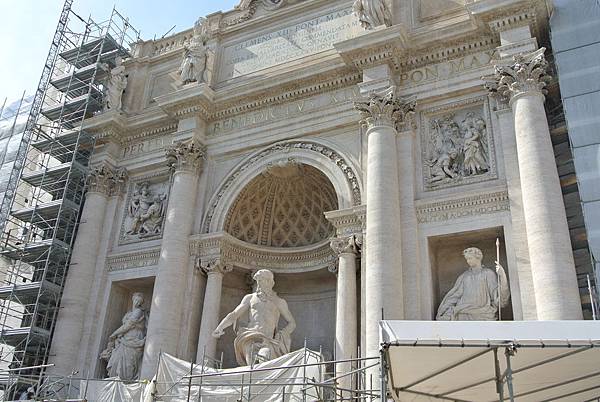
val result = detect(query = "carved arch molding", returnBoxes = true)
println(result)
[202,140,362,234]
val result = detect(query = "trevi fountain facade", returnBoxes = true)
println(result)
[44,0,585,384]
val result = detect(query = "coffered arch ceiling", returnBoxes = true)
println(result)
[224,162,338,248]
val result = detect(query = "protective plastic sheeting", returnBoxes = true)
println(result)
[380,320,600,402]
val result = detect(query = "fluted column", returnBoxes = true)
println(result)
[330,235,360,398]
[195,258,233,363]
[141,141,205,378]
[485,48,582,319]
[48,164,126,376]
[354,87,416,358]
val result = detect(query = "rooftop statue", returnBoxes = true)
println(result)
[212,269,296,366]
[436,247,510,321]
[353,0,392,30]
[179,17,210,85]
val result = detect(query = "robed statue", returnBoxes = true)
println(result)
[179,17,210,85]
[213,269,296,366]
[100,293,147,381]
[436,247,510,321]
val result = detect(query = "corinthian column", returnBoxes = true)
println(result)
[330,235,360,397]
[354,88,415,358]
[195,258,232,363]
[48,164,126,376]
[485,49,582,319]
[141,141,205,378]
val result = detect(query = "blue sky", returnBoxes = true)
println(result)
[1,0,239,103]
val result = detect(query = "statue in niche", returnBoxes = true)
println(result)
[436,247,510,321]
[352,0,392,30]
[212,269,297,366]
[126,182,167,239]
[426,112,490,186]
[105,58,128,112]
[179,17,210,85]
[100,292,147,381]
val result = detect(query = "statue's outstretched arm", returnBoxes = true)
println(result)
[213,295,251,338]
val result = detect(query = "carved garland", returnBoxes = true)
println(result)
[202,141,361,233]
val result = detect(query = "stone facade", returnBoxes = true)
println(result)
[48,0,586,383]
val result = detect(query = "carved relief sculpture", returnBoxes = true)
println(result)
[105,58,128,112]
[125,182,167,240]
[100,293,147,381]
[212,269,296,366]
[436,247,510,321]
[352,0,392,30]
[179,17,210,85]
[424,109,491,188]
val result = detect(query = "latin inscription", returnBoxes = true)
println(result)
[399,51,495,87]
[210,86,360,135]
[219,8,361,81]
[122,136,171,158]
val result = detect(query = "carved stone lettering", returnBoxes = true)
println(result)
[218,8,361,81]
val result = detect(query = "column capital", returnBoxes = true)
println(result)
[354,86,416,132]
[87,163,128,196]
[166,140,206,174]
[484,48,551,105]
[330,234,362,257]
[199,257,233,276]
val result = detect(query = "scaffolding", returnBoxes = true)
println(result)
[0,1,139,399]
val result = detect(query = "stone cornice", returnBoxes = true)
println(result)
[466,0,551,38]
[189,232,336,273]
[325,205,366,236]
[416,189,510,223]
[106,248,161,272]
[155,83,215,120]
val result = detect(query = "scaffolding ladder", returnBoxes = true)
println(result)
[0,1,139,399]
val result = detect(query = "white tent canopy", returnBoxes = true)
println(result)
[380,321,600,402]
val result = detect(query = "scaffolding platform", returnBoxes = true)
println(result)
[0,282,61,305]
[50,63,108,98]
[40,93,103,126]
[31,130,93,164]
[1,240,69,264]
[10,199,79,226]
[21,161,87,194]
[59,35,128,69]
[0,327,50,348]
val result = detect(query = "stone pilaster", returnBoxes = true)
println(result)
[141,141,205,378]
[48,163,126,377]
[485,48,583,319]
[330,234,360,397]
[354,87,415,358]
[195,258,233,363]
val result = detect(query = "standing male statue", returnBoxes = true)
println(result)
[436,247,510,321]
[212,269,296,366]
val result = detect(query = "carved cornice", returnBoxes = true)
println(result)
[190,232,336,273]
[121,122,179,147]
[416,190,510,224]
[199,257,234,276]
[330,234,361,256]
[483,48,550,104]
[156,83,215,120]
[202,141,362,233]
[354,86,416,131]
[324,206,366,236]
[106,249,161,272]
[166,140,207,174]
[87,163,128,196]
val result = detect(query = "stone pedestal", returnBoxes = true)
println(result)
[196,259,232,363]
[486,49,582,319]
[48,164,125,376]
[141,141,205,378]
[330,235,359,398]
[354,87,416,358]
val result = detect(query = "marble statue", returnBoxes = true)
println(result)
[212,269,296,366]
[100,293,147,381]
[126,182,166,239]
[105,58,128,112]
[179,18,209,85]
[436,247,510,321]
[352,0,392,30]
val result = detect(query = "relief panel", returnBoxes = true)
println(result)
[120,177,170,245]
[421,98,497,191]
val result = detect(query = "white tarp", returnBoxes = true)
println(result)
[82,348,323,402]
[380,320,600,402]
